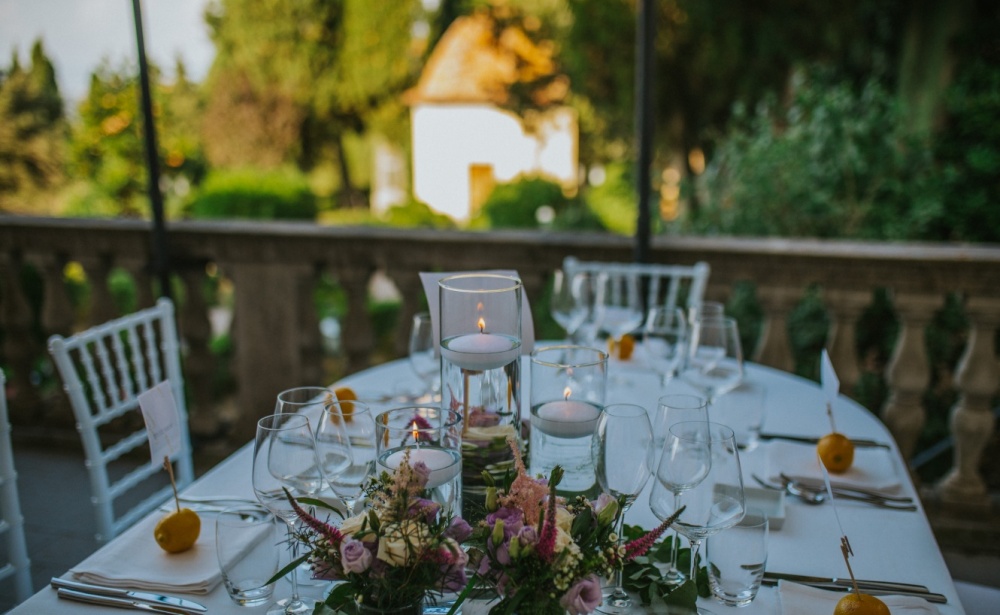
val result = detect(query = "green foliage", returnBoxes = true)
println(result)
[186,168,317,220]
[473,176,573,229]
[382,198,457,229]
[688,69,942,240]
[621,524,710,606]
[0,39,66,211]
[581,162,635,235]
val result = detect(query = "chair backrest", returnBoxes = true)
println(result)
[0,370,32,603]
[47,298,193,543]
[562,257,711,316]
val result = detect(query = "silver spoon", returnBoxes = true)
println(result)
[751,474,825,505]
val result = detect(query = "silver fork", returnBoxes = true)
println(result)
[778,475,918,511]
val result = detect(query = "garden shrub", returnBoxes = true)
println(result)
[187,167,317,220]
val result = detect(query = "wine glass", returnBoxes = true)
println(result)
[594,272,644,345]
[643,306,687,387]
[313,398,376,515]
[408,312,440,399]
[679,316,744,403]
[651,394,709,586]
[591,403,654,614]
[650,421,746,615]
[252,413,324,615]
[550,269,589,341]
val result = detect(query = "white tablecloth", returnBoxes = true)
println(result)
[13,351,965,614]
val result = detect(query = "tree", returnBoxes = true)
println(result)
[202,0,421,206]
[0,40,66,212]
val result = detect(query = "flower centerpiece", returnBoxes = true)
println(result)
[283,450,473,613]
[455,437,692,615]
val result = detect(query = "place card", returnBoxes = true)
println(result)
[138,381,183,467]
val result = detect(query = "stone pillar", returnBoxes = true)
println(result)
[754,284,797,372]
[825,289,870,395]
[390,268,424,359]
[297,265,324,386]
[936,297,1000,507]
[177,265,218,439]
[0,252,42,420]
[80,255,117,326]
[230,263,302,442]
[882,292,939,461]
[334,265,375,375]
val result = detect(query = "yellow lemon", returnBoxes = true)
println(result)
[332,386,357,423]
[834,593,890,615]
[154,508,201,553]
[607,334,636,360]
[817,432,855,474]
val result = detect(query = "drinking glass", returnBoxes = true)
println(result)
[252,413,324,615]
[651,394,709,586]
[550,269,589,341]
[679,316,743,402]
[643,306,687,387]
[408,312,440,398]
[706,508,768,607]
[650,421,746,615]
[313,398,376,515]
[591,403,654,614]
[594,272,644,344]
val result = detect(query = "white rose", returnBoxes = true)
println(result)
[376,520,430,567]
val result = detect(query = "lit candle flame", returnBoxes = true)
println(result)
[563,387,572,400]
[411,421,420,443]
[477,317,486,333]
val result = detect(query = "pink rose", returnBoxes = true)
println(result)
[340,537,372,574]
[560,574,603,615]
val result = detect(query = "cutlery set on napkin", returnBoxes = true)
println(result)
[775,578,944,614]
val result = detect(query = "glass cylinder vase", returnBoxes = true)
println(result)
[375,406,463,516]
[438,273,522,521]
[529,345,607,497]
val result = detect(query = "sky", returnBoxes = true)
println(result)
[0,0,215,105]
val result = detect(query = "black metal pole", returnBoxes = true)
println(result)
[131,0,171,300]
[634,0,655,264]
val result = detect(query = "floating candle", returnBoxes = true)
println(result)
[532,399,602,439]
[380,446,461,489]
[440,331,520,371]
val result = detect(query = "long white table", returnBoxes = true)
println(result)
[13,352,966,614]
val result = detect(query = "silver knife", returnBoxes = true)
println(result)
[57,587,193,614]
[762,579,948,604]
[762,571,929,593]
[51,578,207,614]
[758,433,890,449]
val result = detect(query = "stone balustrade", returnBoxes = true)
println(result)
[1,216,998,511]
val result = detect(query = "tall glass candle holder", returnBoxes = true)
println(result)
[438,273,522,520]
[529,345,607,497]
[375,406,463,516]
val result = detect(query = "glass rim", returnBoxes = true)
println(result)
[657,393,709,410]
[256,412,310,430]
[668,420,736,442]
[602,402,648,417]
[215,504,273,524]
[438,273,522,293]
[530,344,608,368]
[374,406,463,431]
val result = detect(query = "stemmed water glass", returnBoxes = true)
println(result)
[591,403,654,614]
[650,421,746,615]
[643,306,688,387]
[313,398,376,516]
[651,394,709,586]
[408,312,440,399]
[550,269,589,342]
[594,272,644,347]
[678,316,743,403]
[252,413,324,615]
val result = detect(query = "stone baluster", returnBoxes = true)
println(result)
[825,289,870,395]
[36,253,76,339]
[297,264,324,386]
[79,255,117,326]
[517,269,547,344]
[390,268,425,359]
[121,260,156,310]
[229,262,304,442]
[334,264,376,375]
[753,284,797,372]
[0,252,41,420]
[177,265,218,438]
[882,292,939,462]
[936,297,1000,507]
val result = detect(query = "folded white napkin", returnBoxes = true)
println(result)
[766,440,903,492]
[71,510,268,594]
[779,580,940,614]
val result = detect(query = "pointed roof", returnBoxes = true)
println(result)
[404,12,568,107]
